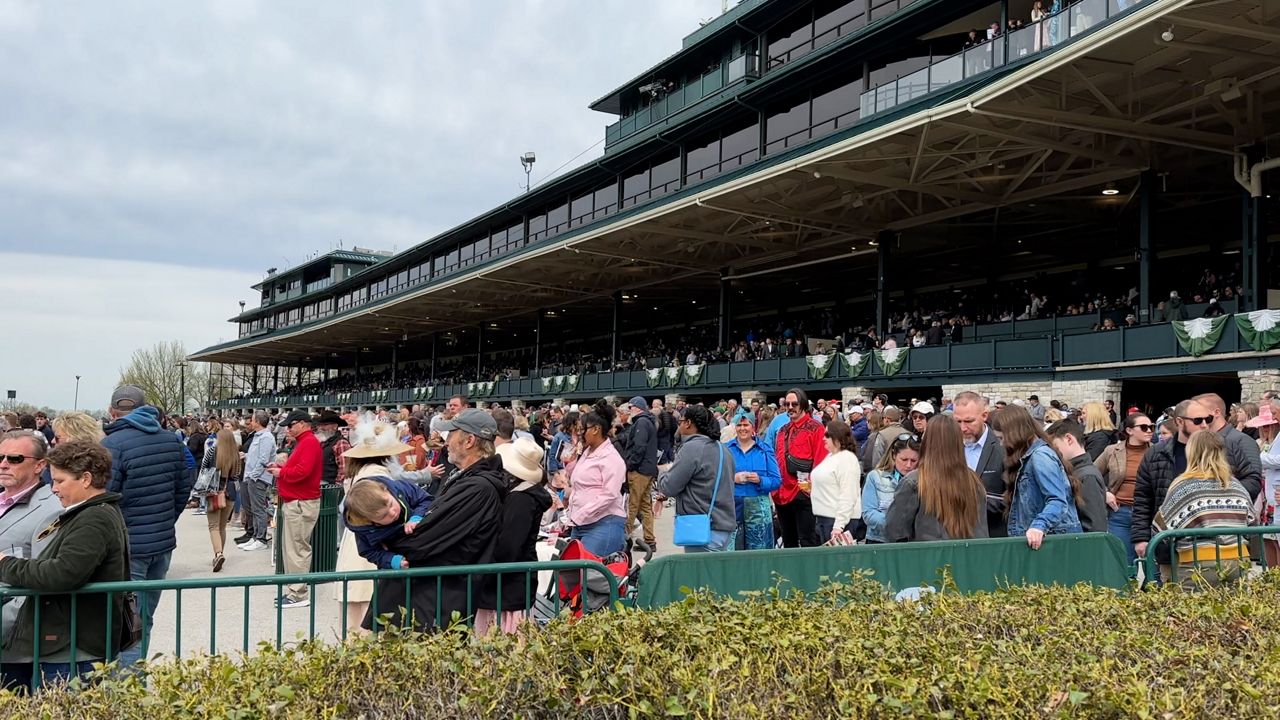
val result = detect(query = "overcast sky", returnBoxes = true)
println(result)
[1,0,723,411]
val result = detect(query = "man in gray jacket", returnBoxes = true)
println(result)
[0,430,64,635]
[656,406,736,552]
[1193,393,1262,498]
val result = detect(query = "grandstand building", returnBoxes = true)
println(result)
[194,0,1279,412]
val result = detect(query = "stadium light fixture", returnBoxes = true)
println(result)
[521,152,536,192]
[1101,183,1120,196]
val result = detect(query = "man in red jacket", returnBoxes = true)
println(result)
[773,388,827,547]
[267,410,322,609]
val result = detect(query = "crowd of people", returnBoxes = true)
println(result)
[1,373,1276,688]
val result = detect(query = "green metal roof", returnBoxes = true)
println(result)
[249,249,384,291]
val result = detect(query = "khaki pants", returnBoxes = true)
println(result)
[206,501,235,555]
[281,498,321,600]
[627,471,656,545]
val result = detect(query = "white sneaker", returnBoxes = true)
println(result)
[239,539,267,551]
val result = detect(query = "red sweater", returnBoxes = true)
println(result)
[278,429,322,502]
[773,415,828,506]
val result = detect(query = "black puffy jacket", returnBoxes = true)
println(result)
[103,407,192,557]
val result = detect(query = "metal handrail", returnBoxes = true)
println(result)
[1141,525,1279,587]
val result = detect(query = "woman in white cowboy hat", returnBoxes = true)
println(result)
[475,437,552,635]
[333,413,414,636]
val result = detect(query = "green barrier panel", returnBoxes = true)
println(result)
[636,534,1130,608]
[273,482,344,573]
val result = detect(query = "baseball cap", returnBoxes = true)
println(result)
[436,408,497,441]
[110,385,146,412]
[282,410,313,427]
[910,401,934,416]
[848,405,865,415]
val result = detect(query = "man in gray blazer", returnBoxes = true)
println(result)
[0,430,66,633]
[952,392,1007,538]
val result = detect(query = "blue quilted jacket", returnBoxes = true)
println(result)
[103,406,192,556]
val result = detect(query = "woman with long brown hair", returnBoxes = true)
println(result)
[990,404,1082,549]
[199,427,243,572]
[885,415,987,541]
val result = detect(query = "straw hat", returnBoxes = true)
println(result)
[496,437,544,485]
[342,413,413,458]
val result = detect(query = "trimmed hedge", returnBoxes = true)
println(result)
[5,571,1280,718]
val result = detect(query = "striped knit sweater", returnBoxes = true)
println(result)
[1153,476,1255,564]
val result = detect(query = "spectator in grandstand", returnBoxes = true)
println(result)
[726,414,779,550]
[1044,420,1108,533]
[620,396,658,550]
[1094,412,1153,561]
[197,428,241,573]
[861,433,921,544]
[266,410,323,609]
[1153,431,1255,588]
[811,420,861,542]
[772,389,826,548]
[50,412,104,445]
[1161,290,1189,321]
[885,415,987,542]
[1080,402,1116,461]
[565,404,627,558]
[0,441,130,690]
[658,405,736,553]
[101,384,190,667]
[478,438,551,635]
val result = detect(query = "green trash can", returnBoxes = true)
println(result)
[274,482,345,573]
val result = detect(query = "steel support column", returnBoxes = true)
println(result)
[273,364,280,392]
[1138,169,1154,322]
[611,290,622,362]
[431,332,438,383]
[718,269,731,351]
[875,231,892,338]
[1242,146,1267,313]
[534,310,543,374]
[476,325,484,378]
[391,343,399,386]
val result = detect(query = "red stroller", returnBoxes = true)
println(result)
[534,537,652,622]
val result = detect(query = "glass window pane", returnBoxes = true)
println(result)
[766,98,810,154]
[870,0,898,22]
[650,156,680,198]
[571,193,593,226]
[767,12,813,68]
[812,77,860,135]
[685,135,721,184]
[720,123,759,169]
[814,0,865,46]
[930,54,962,91]
[594,182,617,218]
[623,169,649,206]
[547,203,568,232]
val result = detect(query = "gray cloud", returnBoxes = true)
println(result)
[0,0,723,272]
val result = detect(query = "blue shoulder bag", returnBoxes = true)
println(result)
[672,444,725,547]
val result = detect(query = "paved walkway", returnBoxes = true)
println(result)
[144,499,677,658]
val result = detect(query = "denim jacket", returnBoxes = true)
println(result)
[1007,439,1083,537]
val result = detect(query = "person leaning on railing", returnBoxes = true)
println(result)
[0,441,130,691]
[1152,431,1255,588]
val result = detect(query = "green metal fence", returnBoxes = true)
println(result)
[1140,525,1279,588]
[0,558,617,692]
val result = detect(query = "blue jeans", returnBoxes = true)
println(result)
[570,515,626,558]
[1109,505,1136,564]
[684,529,735,553]
[814,515,858,543]
[117,551,172,666]
[1,660,97,692]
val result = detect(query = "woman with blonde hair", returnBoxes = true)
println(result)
[1080,401,1116,460]
[1154,430,1255,587]
[885,416,987,541]
[51,411,105,444]
[198,428,242,572]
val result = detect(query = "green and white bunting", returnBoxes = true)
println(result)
[541,376,554,394]
[876,347,909,376]
[839,348,870,376]
[1173,315,1229,357]
[566,374,579,392]
[664,366,681,387]
[684,363,705,385]
[467,382,476,397]
[646,368,663,388]
[1236,310,1280,352]
[806,353,835,379]
[554,376,566,394]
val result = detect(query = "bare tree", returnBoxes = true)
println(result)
[117,341,211,413]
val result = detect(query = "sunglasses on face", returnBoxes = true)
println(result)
[782,402,800,408]
[0,454,34,465]
[1133,424,1155,432]
[1181,416,1213,426]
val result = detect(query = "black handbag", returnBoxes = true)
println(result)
[783,425,814,476]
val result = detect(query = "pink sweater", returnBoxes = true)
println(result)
[566,440,627,527]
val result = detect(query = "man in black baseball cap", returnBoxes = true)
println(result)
[266,409,322,609]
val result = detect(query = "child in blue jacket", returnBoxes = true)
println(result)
[342,477,432,570]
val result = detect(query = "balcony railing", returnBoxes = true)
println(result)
[605,52,759,147]
[860,0,1139,119]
